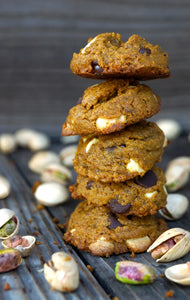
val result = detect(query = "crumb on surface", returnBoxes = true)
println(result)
[160,273,165,278]
[28,219,33,223]
[130,251,135,258]
[52,217,59,223]
[87,265,94,272]
[4,283,10,291]
[32,231,39,237]
[37,204,45,210]
[53,241,58,245]
[36,241,42,245]
[112,297,119,300]
[165,290,174,297]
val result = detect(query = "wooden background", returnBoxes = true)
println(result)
[0,0,190,134]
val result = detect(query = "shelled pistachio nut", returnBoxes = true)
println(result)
[0,133,17,154]
[0,175,11,199]
[34,182,69,206]
[59,145,77,167]
[28,151,60,174]
[147,228,190,263]
[165,164,189,192]
[44,251,79,292]
[2,235,36,257]
[115,261,156,285]
[165,262,190,285]
[0,208,19,239]
[41,163,72,185]
[156,119,182,140]
[159,194,189,220]
[0,248,22,273]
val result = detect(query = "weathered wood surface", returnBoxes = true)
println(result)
[0,0,190,132]
[0,132,190,300]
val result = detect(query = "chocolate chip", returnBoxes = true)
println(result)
[91,60,104,75]
[109,199,131,214]
[135,170,157,188]
[77,97,82,104]
[108,212,123,229]
[86,181,94,190]
[105,146,117,152]
[139,47,151,56]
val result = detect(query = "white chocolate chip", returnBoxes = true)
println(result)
[96,115,126,131]
[70,229,76,234]
[126,159,145,174]
[81,36,97,53]
[86,138,99,153]
[100,236,107,241]
[82,137,87,143]
[145,191,158,199]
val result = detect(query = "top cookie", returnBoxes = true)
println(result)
[70,33,169,80]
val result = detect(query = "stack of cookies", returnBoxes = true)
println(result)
[62,33,169,257]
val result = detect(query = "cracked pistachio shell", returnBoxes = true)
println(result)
[147,228,190,263]
[156,119,182,140]
[28,151,60,174]
[0,248,22,273]
[165,262,190,285]
[41,163,72,185]
[59,145,77,167]
[44,251,79,292]
[165,164,189,192]
[166,156,190,173]
[0,208,20,239]
[159,194,189,220]
[0,175,11,199]
[115,261,156,285]
[2,235,36,257]
[15,128,50,150]
[0,134,17,154]
[34,182,69,206]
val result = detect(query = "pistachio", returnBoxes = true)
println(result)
[0,208,20,240]
[0,219,17,237]
[0,134,17,154]
[147,228,190,262]
[41,163,72,185]
[115,261,156,285]
[0,175,11,199]
[15,128,50,150]
[89,239,114,257]
[156,119,182,140]
[126,236,151,253]
[159,194,189,220]
[165,163,189,192]
[2,235,36,257]
[0,248,22,273]
[59,145,77,167]
[44,251,79,292]
[34,182,69,206]
[28,151,60,174]
[165,262,190,285]
[166,156,190,173]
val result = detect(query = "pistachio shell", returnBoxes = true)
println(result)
[44,251,79,292]
[0,134,17,154]
[2,235,36,257]
[0,208,19,239]
[165,262,190,285]
[0,176,11,199]
[60,145,77,167]
[165,164,189,192]
[41,163,72,185]
[0,248,22,273]
[126,236,151,253]
[27,132,50,151]
[167,156,190,173]
[28,151,60,174]
[147,228,190,262]
[159,194,189,220]
[156,119,182,140]
[15,128,38,147]
[115,261,156,284]
[34,182,69,206]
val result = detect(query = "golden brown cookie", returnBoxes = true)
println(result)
[62,79,161,136]
[70,33,169,80]
[64,201,168,256]
[73,121,165,182]
[70,166,167,217]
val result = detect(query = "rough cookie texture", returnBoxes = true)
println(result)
[70,33,169,79]
[62,79,161,136]
[73,121,165,182]
[70,166,167,217]
[64,201,168,256]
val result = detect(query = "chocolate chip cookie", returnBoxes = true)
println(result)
[64,201,168,256]
[73,121,165,182]
[70,33,169,80]
[62,79,161,136]
[70,166,167,217]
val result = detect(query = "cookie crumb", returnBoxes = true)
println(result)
[36,241,42,245]
[130,251,135,258]
[4,283,10,291]
[160,273,165,278]
[53,241,58,245]
[112,297,119,300]
[57,223,66,229]
[28,219,33,223]
[165,290,174,297]
[87,264,94,272]
[52,217,59,223]
[37,204,45,210]
[32,231,39,237]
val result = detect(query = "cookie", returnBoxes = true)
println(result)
[70,166,167,217]
[62,79,161,136]
[64,201,168,256]
[70,33,169,80]
[73,121,165,182]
